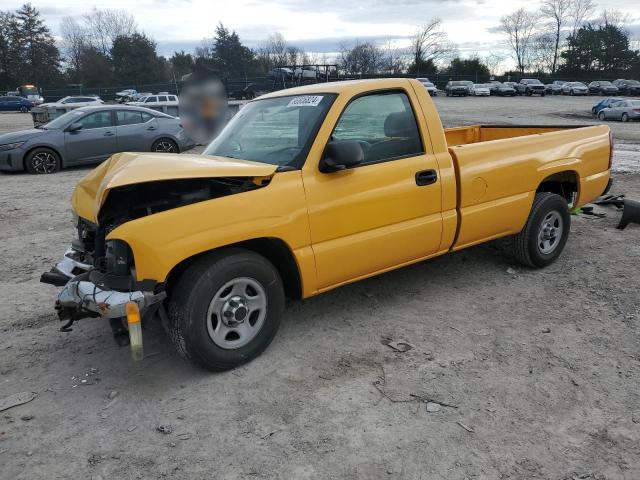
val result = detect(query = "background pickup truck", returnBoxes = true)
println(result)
[42,78,612,371]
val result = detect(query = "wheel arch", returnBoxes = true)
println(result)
[536,170,579,204]
[165,237,303,301]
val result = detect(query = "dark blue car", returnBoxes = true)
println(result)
[592,98,623,115]
[0,95,34,112]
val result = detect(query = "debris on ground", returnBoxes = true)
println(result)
[20,414,34,421]
[157,425,174,434]
[457,421,474,433]
[541,327,551,333]
[426,402,441,413]
[386,340,413,353]
[107,390,118,400]
[0,391,37,412]
[506,267,518,275]
[127,425,137,432]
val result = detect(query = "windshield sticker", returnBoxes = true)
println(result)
[287,95,323,107]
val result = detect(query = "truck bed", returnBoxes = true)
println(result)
[444,124,611,251]
[444,124,586,147]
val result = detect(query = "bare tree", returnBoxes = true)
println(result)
[59,16,87,78]
[82,8,137,55]
[530,32,556,72]
[500,8,539,74]
[410,18,453,68]
[483,53,507,75]
[338,41,385,75]
[257,33,289,68]
[381,40,406,74]
[596,9,631,29]
[540,0,571,73]
[569,0,595,37]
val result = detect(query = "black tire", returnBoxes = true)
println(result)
[167,248,285,371]
[541,92,545,97]
[621,113,629,123]
[20,105,28,113]
[598,111,606,121]
[24,147,61,174]
[513,193,570,268]
[151,138,179,153]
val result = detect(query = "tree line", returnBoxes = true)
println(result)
[500,0,639,77]
[1,1,638,92]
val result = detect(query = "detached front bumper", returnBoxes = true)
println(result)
[41,248,164,321]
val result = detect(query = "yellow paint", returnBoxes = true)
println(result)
[69,79,611,298]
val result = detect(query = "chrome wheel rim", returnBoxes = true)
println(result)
[206,277,267,349]
[538,211,563,254]
[154,140,176,153]
[31,152,57,174]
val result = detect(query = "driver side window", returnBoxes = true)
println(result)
[77,111,112,129]
[332,91,423,164]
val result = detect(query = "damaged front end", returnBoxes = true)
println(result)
[41,171,270,340]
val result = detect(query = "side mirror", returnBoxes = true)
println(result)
[319,140,364,173]
[67,122,82,132]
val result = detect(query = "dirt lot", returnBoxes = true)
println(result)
[0,95,639,480]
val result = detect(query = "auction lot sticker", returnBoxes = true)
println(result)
[287,95,324,107]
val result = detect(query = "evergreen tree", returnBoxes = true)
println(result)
[560,23,639,76]
[14,3,61,87]
[111,33,164,85]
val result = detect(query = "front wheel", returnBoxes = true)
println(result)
[24,147,61,174]
[621,113,629,122]
[598,111,606,121]
[167,249,285,371]
[512,193,570,268]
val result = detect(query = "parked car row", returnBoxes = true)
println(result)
[545,79,640,96]
[592,97,640,122]
[438,77,640,98]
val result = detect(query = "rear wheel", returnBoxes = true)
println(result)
[513,193,570,268]
[20,105,28,113]
[24,148,60,174]
[151,138,179,153]
[621,113,629,122]
[167,249,285,371]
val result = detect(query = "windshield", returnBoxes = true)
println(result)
[203,94,336,168]
[18,86,38,96]
[41,109,86,129]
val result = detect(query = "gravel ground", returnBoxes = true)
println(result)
[0,95,639,480]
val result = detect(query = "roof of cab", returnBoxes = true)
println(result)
[258,78,416,100]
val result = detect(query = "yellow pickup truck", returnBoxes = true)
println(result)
[41,79,612,371]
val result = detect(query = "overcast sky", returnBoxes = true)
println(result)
[3,0,640,64]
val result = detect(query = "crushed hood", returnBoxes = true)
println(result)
[71,152,278,223]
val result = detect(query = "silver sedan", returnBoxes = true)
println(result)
[597,99,640,122]
[0,105,194,174]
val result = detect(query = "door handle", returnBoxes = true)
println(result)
[104,132,115,136]
[147,126,156,131]
[415,169,438,186]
